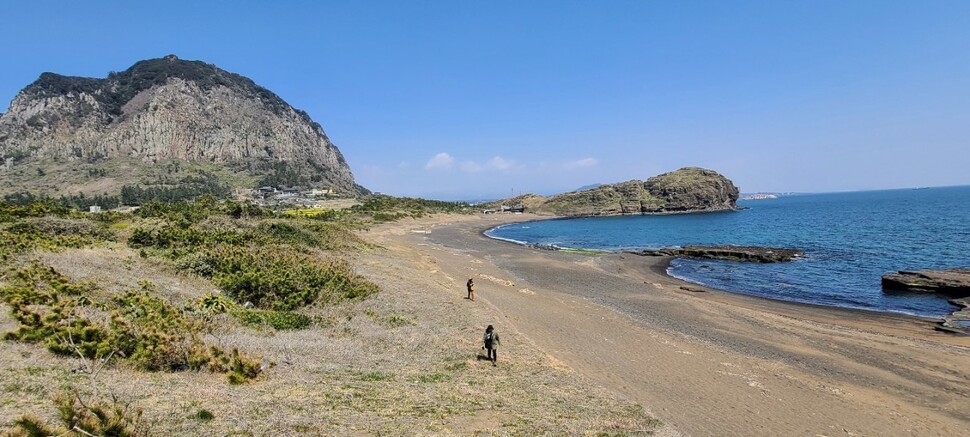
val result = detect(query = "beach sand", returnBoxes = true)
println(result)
[372,213,970,436]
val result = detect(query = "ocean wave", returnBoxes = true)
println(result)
[483,233,530,246]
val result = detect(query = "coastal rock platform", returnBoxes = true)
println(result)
[628,245,804,263]
[939,297,970,335]
[881,269,970,335]
[881,269,970,297]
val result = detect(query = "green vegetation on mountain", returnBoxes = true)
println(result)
[28,55,294,120]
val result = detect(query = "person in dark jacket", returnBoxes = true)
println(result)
[483,325,500,366]
[466,278,475,301]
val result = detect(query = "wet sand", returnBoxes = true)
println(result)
[396,213,970,436]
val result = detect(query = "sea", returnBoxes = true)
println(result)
[485,185,970,318]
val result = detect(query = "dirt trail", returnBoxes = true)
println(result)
[403,214,970,437]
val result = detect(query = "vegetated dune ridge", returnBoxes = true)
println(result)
[0,210,666,435]
[413,213,970,437]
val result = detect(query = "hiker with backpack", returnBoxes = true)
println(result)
[483,325,500,366]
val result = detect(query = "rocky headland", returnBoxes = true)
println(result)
[491,167,740,217]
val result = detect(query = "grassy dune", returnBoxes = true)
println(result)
[0,199,659,435]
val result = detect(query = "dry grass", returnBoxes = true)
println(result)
[0,223,660,435]
[36,247,213,302]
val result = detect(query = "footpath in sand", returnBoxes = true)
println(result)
[383,213,970,437]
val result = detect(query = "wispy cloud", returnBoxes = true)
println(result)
[425,152,454,170]
[454,156,518,173]
[460,161,483,172]
[487,156,514,170]
[563,158,597,170]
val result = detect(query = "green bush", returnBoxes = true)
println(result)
[128,221,377,311]
[194,292,234,316]
[4,390,147,437]
[0,211,115,262]
[211,245,377,310]
[192,409,215,421]
[0,263,263,382]
[175,252,216,277]
[232,308,313,330]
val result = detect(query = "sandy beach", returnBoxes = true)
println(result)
[375,213,970,436]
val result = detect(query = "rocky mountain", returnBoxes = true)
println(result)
[0,55,366,197]
[496,167,739,216]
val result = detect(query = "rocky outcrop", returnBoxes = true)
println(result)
[939,297,970,335]
[629,245,803,263]
[0,55,365,195]
[881,269,970,298]
[535,167,739,216]
[882,269,970,335]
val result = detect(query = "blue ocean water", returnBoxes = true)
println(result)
[485,186,970,317]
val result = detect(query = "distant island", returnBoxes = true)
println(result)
[739,193,779,200]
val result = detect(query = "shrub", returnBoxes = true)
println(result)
[175,252,216,277]
[123,200,378,312]
[195,292,234,316]
[192,409,215,421]
[0,263,263,382]
[211,245,378,310]
[232,308,313,330]
[0,211,116,261]
[4,391,147,437]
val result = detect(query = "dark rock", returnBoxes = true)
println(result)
[938,297,970,336]
[881,269,970,297]
[629,245,804,263]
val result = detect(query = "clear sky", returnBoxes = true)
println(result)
[3,1,970,199]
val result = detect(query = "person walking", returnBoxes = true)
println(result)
[483,325,500,366]
[466,278,475,301]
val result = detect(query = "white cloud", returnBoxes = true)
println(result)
[452,156,518,173]
[563,158,597,170]
[425,152,455,170]
[486,156,514,170]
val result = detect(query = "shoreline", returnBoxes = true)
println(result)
[478,214,948,328]
[407,212,970,435]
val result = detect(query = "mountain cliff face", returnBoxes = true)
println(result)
[0,55,365,195]
[506,167,739,216]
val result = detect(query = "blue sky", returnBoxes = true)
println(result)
[3,1,969,199]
